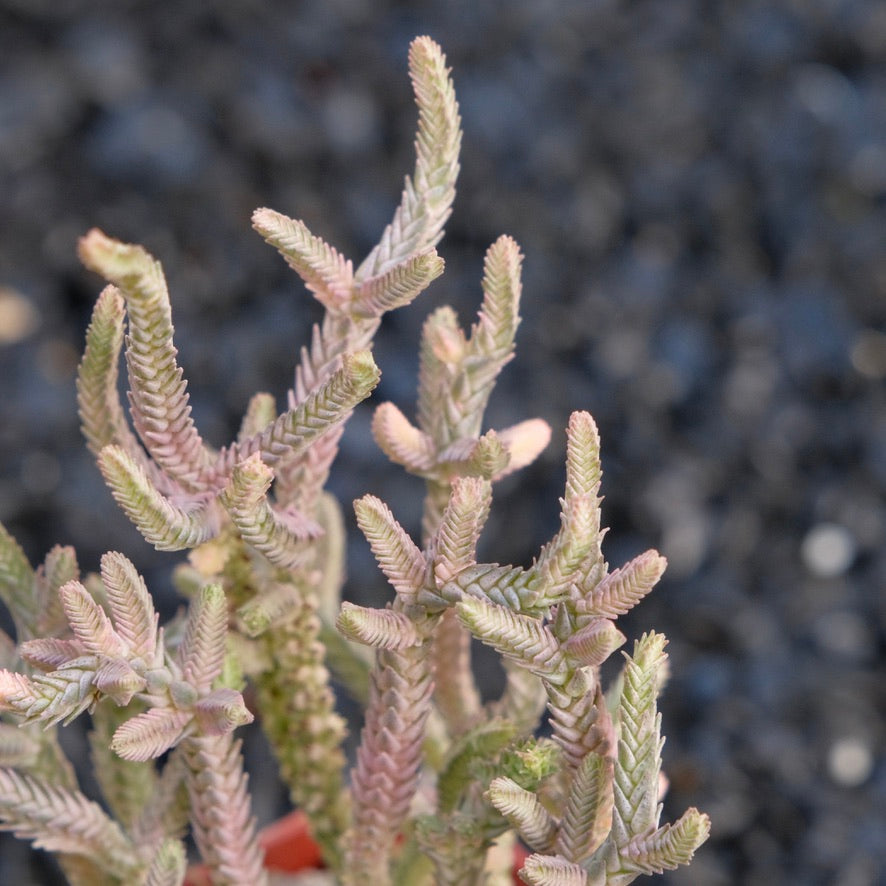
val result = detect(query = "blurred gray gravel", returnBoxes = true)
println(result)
[1,1,884,883]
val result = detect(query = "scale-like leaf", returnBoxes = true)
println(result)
[353,250,444,318]
[620,807,711,875]
[218,350,380,472]
[193,688,254,736]
[252,209,353,311]
[612,633,667,844]
[58,581,126,658]
[79,229,210,491]
[486,776,556,852]
[100,552,158,660]
[580,551,667,619]
[564,412,602,502]
[555,751,614,863]
[0,521,38,638]
[371,401,436,473]
[354,495,427,601]
[441,563,541,612]
[144,837,187,886]
[434,477,492,585]
[220,454,311,569]
[98,445,217,551]
[356,36,461,280]
[112,708,193,762]
[456,597,567,683]
[0,768,140,878]
[336,602,420,650]
[519,854,588,886]
[178,584,228,693]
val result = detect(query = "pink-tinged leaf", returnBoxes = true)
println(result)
[19,638,85,672]
[93,658,147,706]
[555,751,615,863]
[470,234,523,362]
[355,36,461,281]
[441,562,542,612]
[78,229,211,491]
[58,581,126,658]
[580,551,667,619]
[192,689,254,736]
[486,776,557,852]
[564,412,602,501]
[534,495,603,602]
[0,768,141,878]
[184,734,266,884]
[354,495,427,601]
[494,419,552,479]
[177,584,228,693]
[456,596,568,684]
[337,602,421,650]
[352,249,444,318]
[100,552,158,659]
[98,445,218,551]
[434,476,492,585]
[519,853,588,886]
[564,619,626,668]
[220,454,312,569]
[252,209,354,312]
[612,633,668,844]
[111,708,193,762]
[371,401,436,473]
[620,807,711,875]
[217,349,380,473]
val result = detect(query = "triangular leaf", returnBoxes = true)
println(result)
[178,584,228,693]
[100,552,158,660]
[354,495,427,601]
[0,767,140,878]
[111,708,193,762]
[519,853,588,886]
[456,596,567,684]
[336,602,421,650]
[252,209,354,311]
[620,807,711,875]
[58,580,125,658]
[486,776,556,852]
[555,751,614,863]
[353,250,444,318]
[98,445,217,551]
[356,36,461,280]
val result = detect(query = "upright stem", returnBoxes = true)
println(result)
[183,733,267,886]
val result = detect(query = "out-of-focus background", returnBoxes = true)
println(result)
[1,1,884,883]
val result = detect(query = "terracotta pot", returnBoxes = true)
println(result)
[185,810,528,884]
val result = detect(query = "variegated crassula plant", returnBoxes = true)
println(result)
[0,36,709,886]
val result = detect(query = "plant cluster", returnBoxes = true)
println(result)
[0,37,708,885]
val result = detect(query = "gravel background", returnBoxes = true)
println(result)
[1,1,884,883]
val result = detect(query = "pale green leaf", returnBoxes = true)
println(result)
[486,776,556,852]
[252,209,353,311]
[98,445,217,550]
[336,602,421,650]
[354,495,427,601]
